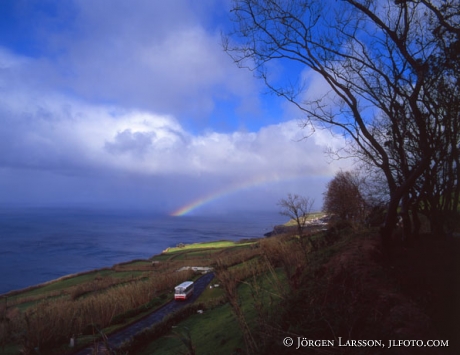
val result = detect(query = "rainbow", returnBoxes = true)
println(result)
[170,173,306,217]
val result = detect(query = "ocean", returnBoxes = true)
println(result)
[0,208,286,295]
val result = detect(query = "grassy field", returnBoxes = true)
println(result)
[137,302,243,355]
[163,240,255,253]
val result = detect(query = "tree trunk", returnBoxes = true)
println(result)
[380,196,400,258]
[411,207,421,240]
[401,193,412,244]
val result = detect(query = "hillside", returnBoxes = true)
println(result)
[264,230,459,355]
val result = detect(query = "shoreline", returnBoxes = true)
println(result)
[1,210,286,297]
[2,217,329,297]
[0,238,257,298]
[1,266,112,298]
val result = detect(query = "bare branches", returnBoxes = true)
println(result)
[226,0,460,243]
[277,193,315,238]
[323,170,368,224]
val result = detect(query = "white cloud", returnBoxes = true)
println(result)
[0,45,351,179]
[0,83,352,210]
[0,76,350,178]
[0,2,355,212]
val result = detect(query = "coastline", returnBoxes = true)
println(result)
[1,209,286,295]
[1,238,258,298]
[2,214,327,297]
[1,266,113,298]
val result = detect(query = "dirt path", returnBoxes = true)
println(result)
[72,272,215,355]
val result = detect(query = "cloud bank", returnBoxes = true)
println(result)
[0,1,352,214]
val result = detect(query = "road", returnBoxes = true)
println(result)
[73,272,215,355]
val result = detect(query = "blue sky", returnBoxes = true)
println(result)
[0,0,352,215]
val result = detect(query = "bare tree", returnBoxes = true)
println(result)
[225,0,460,250]
[278,193,315,238]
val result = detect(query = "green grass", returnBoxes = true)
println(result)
[8,270,151,310]
[7,270,112,301]
[137,269,286,355]
[7,264,157,303]
[108,270,148,279]
[151,254,173,261]
[182,249,224,257]
[165,240,254,253]
[137,302,244,355]
[197,285,225,304]
[115,260,152,268]
[117,259,149,265]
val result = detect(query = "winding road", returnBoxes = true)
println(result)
[73,272,215,355]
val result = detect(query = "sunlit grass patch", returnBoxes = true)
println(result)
[165,240,254,254]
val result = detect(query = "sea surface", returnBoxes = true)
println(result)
[0,208,286,295]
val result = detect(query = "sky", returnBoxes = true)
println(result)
[0,0,353,216]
